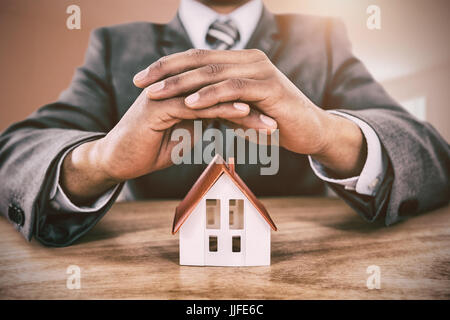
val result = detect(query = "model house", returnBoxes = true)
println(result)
[172,154,277,266]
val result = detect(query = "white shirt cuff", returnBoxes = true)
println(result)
[48,145,119,213]
[308,111,387,196]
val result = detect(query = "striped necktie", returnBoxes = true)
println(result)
[206,19,240,50]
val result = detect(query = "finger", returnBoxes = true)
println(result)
[220,119,279,144]
[133,48,268,88]
[146,61,272,100]
[181,102,251,121]
[221,108,278,134]
[150,99,277,133]
[183,78,272,109]
[182,105,278,133]
[149,100,250,131]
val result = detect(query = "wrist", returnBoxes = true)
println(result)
[78,138,126,185]
[61,138,120,204]
[311,112,367,178]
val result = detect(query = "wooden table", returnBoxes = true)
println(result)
[0,197,449,299]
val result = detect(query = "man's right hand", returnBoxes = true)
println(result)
[60,87,277,205]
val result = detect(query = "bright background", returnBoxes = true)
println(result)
[1,0,449,140]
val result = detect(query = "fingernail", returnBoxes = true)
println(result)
[148,81,165,93]
[260,114,277,128]
[233,102,249,112]
[133,68,148,83]
[185,93,200,106]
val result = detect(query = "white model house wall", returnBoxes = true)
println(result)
[243,198,271,266]
[179,196,205,266]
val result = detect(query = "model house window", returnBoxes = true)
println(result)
[209,236,218,252]
[229,199,244,229]
[232,236,241,252]
[206,199,220,229]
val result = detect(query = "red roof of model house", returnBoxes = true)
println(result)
[172,154,277,234]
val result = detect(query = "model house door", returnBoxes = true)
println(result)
[204,199,245,266]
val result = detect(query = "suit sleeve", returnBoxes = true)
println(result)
[322,18,450,225]
[0,27,123,246]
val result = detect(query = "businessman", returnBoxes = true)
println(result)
[0,0,448,246]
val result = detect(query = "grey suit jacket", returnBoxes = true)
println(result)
[0,8,448,246]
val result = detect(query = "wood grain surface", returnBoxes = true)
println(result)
[0,197,449,299]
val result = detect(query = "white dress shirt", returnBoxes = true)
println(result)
[179,0,263,50]
[48,0,386,213]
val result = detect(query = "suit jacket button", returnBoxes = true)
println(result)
[8,204,25,227]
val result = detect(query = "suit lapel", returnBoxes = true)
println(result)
[245,6,281,59]
[159,12,194,57]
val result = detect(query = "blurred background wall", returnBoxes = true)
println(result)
[1,0,449,141]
